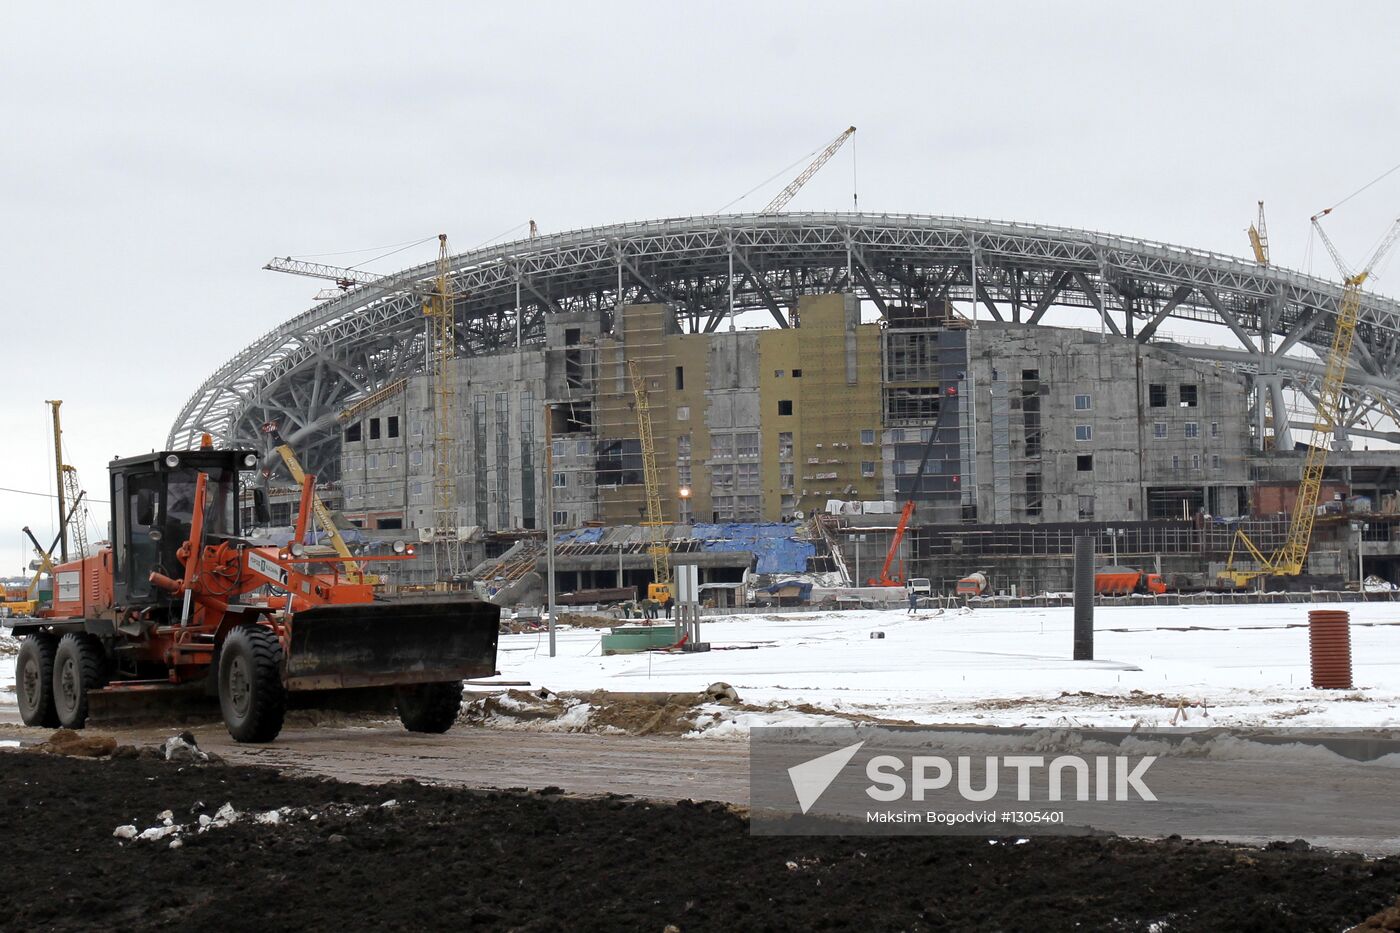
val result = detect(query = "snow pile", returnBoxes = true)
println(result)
[114,799,405,849]
[0,633,20,657]
[1365,575,1397,593]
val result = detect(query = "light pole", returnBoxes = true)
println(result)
[617,542,623,588]
[544,404,556,657]
[1351,520,1368,590]
[677,485,693,639]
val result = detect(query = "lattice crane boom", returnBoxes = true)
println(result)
[1225,212,1400,584]
[263,257,383,290]
[760,126,856,215]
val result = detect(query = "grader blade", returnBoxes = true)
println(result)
[284,598,499,691]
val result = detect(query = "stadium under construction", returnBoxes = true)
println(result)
[169,213,1400,600]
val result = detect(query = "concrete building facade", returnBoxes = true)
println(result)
[337,293,1254,543]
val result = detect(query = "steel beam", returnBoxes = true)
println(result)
[171,212,1400,479]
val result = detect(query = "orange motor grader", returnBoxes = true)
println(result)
[11,443,498,742]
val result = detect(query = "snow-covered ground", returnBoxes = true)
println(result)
[4,603,1396,732]
[490,602,1400,731]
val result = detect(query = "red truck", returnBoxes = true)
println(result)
[1095,568,1167,596]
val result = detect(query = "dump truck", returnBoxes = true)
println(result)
[11,442,498,742]
[1094,568,1167,596]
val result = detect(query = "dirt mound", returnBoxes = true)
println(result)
[1351,897,1400,931]
[462,687,740,736]
[2,751,1399,931]
[28,729,227,765]
[969,690,1192,712]
[32,728,118,758]
[555,611,618,629]
[583,690,708,736]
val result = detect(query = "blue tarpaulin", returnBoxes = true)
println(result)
[759,580,814,599]
[556,522,814,575]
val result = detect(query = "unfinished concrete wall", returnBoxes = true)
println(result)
[594,303,679,526]
[340,388,411,530]
[340,306,1259,545]
[705,332,761,521]
[967,325,1251,524]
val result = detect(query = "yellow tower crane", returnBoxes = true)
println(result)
[627,359,671,602]
[1223,210,1400,586]
[424,234,463,580]
[264,237,463,581]
[1248,201,1271,266]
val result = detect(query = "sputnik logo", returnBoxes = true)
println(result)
[787,741,865,814]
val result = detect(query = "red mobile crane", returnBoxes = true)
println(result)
[869,386,959,587]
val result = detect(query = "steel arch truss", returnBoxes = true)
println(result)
[170,212,1400,475]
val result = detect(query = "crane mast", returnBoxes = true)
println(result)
[627,360,671,597]
[61,467,89,559]
[1248,201,1270,266]
[426,234,462,579]
[265,238,463,582]
[45,400,67,562]
[760,126,856,215]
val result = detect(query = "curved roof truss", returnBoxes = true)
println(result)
[170,212,1400,471]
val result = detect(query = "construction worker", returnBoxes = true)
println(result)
[907,588,919,615]
[662,595,674,619]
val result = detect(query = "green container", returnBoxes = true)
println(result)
[601,624,682,655]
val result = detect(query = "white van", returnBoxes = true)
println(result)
[907,577,932,597]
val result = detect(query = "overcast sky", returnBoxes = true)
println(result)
[3,2,1399,575]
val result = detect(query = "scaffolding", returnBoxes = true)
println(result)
[795,294,868,515]
[628,358,671,593]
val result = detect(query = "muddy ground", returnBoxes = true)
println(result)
[3,747,1398,932]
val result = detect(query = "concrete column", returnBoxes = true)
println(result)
[1073,536,1094,660]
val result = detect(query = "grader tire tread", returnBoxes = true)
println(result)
[395,681,464,734]
[219,626,286,744]
[16,635,60,729]
[53,633,105,730]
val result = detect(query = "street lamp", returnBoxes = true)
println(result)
[1105,527,1125,567]
[676,485,695,639]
